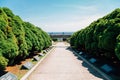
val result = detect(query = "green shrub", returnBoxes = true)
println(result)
[70,8,120,60]
[0,7,52,67]
[0,56,8,70]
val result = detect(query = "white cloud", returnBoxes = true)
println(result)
[36,14,105,32]
[23,4,105,32]
[73,5,97,11]
[54,4,97,12]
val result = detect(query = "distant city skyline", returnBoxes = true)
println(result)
[0,0,120,32]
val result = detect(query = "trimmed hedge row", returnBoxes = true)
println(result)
[70,8,120,61]
[0,7,52,70]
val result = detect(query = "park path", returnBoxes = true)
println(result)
[27,42,103,80]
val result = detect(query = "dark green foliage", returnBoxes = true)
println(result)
[2,7,14,18]
[9,16,28,59]
[115,34,120,60]
[52,38,58,41]
[70,31,79,47]
[23,22,52,52]
[0,7,52,69]
[70,8,120,60]
[0,56,8,70]
[23,22,44,52]
[40,30,52,48]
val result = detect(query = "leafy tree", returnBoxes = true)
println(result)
[0,7,52,68]
[0,56,8,70]
[70,8,120,60]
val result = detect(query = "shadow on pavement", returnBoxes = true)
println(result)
[0,70,8,77]
[66,47,105,80]
[82,62,105,80]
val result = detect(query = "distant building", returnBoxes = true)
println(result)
[48,32,74,41]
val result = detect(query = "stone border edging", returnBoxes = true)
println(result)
[20,47,55,80]
[73,51,112,80]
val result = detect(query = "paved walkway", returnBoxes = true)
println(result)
[27,42,103,80]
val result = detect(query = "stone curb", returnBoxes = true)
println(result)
[73,51,112,80]
[20,47,55,80]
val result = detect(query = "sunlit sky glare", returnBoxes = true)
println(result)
[0,0,120,32]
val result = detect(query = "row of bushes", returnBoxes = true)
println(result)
[70,8,120,61]
[0,7,52,70]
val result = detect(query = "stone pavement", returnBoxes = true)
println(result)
[27,42,104,80]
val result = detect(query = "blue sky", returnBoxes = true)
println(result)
[0,0,120,32]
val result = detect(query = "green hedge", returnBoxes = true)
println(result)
[0,7,52,69]
[0,56,8,70]
[70,8,120,60]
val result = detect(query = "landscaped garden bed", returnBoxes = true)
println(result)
[0,46,53,80]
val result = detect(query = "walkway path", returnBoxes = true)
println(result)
[27,42,103,80]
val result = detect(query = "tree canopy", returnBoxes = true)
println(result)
[70,8,120,60]
[0,7,52,70]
